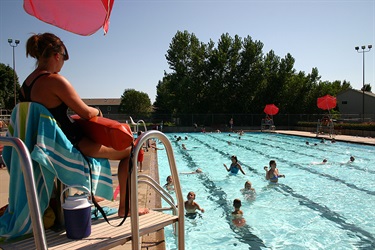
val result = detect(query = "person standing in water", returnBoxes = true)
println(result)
[184,191,205,215]
[224,155,246,175]
[231,198,245,227]
[264,160,285,183]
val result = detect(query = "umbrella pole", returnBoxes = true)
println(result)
[327,110,334,138]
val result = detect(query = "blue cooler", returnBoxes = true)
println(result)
[61,186,92,239]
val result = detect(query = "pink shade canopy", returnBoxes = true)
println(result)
[264,104,279,115]
[317,95,337,110]
[23,0,114,36]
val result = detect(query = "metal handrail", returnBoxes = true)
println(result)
[137,119,147,132]
[138,174,176,212]
[129,116,147,133]
[131,130,185,250]
[0,137,47,250]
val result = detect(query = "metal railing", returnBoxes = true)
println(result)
[131,130,185,250]
[129,116,148,133]
[105,113,375,129]
[0,137,47,250]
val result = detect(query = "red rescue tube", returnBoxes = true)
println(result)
[71,115,133,151]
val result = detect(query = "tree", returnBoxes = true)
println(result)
[154,73,178,115]
[119,89,152,116]
[155,31,353,116]
[361,84,372,92]
[0,63,20,110]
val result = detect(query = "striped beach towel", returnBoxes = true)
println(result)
[0,102,113,239]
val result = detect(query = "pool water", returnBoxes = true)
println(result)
[156,132,375,250]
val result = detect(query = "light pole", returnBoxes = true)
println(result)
[8,38,20,107]
[355,44,372,122]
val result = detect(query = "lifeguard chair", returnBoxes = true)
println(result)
[261,115,275,131]
[261,104,279,132]
[316,95,336,138]
[316,114,335,137]
[0,103,185,250]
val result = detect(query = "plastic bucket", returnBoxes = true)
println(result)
[61,185,92,239]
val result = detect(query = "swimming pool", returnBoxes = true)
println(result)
[156,132,375,250]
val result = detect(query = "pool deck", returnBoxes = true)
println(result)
[273,130,375,145]
[0,130,374,249]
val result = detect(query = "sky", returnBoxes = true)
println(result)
[1,0,374,104]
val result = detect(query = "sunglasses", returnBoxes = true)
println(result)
[57,44,69,61]
[59,51,69,61]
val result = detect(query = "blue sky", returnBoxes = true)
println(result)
[1,0,374,104]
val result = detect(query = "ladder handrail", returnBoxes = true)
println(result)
[129,116,147,134]
[131,130,185,250]
[138,174,176,209]
[138,179,177,213]
[136,119,147,132]
[0,137,48,250]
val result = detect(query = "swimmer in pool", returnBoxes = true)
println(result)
[264,160,285,183]
[241,181,256,194]
[349,156,355,162]
[241,181,256,200]
[223,155,246,175]
[184,191,204,214]
[180,168,203,175]
[312,158,328,165]
[231,198,246,227]
[163,175,174,191]
[340,156,356,166]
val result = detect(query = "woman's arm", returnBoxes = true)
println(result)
[276,169,285,178]
[51,75,100,119]
[238,164,246,175]
[265,170,270,180]
[223,164,229,172]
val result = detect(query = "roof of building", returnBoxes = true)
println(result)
[337,88,375,98]
[82,98,121,106]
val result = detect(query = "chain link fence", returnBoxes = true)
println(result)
[105,113,375,129]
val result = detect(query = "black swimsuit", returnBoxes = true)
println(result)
[19,73,83,145]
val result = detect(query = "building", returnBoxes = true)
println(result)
[82,98,121,115]
[336,89,375,121]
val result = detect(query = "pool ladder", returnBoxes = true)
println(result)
[132,130,185,249]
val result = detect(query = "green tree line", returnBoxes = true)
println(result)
[153,31,351,115]
[0,63,20,110]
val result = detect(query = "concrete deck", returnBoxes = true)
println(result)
[273,130,375,145]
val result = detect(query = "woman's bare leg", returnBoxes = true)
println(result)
[77,138,149,217]
[118,158,128,217]
[118,157,149,217]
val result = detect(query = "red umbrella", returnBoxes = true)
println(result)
[264,104,279,115]
[24,0,114,36]
[317,95,336,110]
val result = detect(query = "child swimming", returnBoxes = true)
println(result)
[231,198,246,227]
[184,191,204,215]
